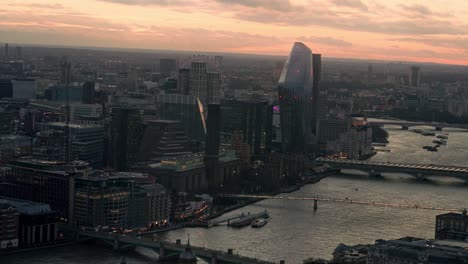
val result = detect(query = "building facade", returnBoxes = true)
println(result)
[278,42,315,154]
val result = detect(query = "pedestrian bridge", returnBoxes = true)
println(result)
[316,158,468,181]
[77,230,279,264]
[367,120,468,131]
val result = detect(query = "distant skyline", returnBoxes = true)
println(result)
[2,0,468,65]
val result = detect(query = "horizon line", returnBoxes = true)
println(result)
[3,41,468,68]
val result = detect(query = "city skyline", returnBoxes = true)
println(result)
[2,0,468,66]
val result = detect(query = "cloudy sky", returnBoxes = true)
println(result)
[2,0,468,65]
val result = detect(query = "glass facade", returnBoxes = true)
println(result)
[278,42,314,153]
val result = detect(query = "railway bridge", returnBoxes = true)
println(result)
[316,158,468,181]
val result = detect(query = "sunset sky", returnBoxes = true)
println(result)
[2,0,468,65]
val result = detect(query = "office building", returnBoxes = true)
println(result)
[205,104,221,191]
[12,79,36,99]
[82,81,96,104]
[138,120,192,160]
[435,211,468,241]
[33,130,65,161]
[70,103,102,122]
[107,107,146,170]
[278,42,315,154]
[0,110,15,135]
[38,122,104,168]
[220,99,273,161]
[3,43,8,61]
[44,84,84,103]
[367,237,468,264]
[312,53,322,135]
[160,58,177,78]
[0,158,92,222]
[135,154,207,193]
[155,94,206,142]
[177,68,190,95]
[0,135,32,165]
[177,59,222,105]
[409,65,421,87]
[0,79,13,98]
[75,172,170,229]
[0,203,19,249]
[15,46,22,61]
[0,197,58,248]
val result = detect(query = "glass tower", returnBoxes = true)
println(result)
[278,42,314,153]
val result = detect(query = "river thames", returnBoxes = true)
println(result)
[4,126,468,263]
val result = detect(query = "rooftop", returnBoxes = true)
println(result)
[0,196,52,215]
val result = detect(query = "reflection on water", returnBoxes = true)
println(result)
[4,126,468,263]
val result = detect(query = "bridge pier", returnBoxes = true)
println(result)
[159,241,166,259]
[369,169,381,177]
[401,126,409,130]
[211,253,218,264]
[113,236,120,251]
[435,127,443,131]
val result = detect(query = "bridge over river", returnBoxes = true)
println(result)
[77,230,280,264]
[316,158,468,181]
[367,120,468,131]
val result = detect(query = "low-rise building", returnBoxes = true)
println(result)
[74,171,171,229]
[435,211,468,241]
[367,237,468,264]
[0,197,58,249]
[0,203,19,249]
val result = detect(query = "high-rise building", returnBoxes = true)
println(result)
[38,122,104,168]
[4,43,9,61]
[0,110,15,135]
[160,59,177,78]
[177,59,222,105]
[312,53,322,135]
[177,69,190,95]
[0,79,13,98]
[107,107,145,170]
[409,65,421,87]
[205,104,221,191]
[155,94,206,142]
[189,61,208,101]
[82,81,96,104]
[220,99,273,161]
[11,79,36,99]
[278,42,315,154]
[15,46,22,61]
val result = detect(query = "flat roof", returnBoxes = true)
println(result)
[0,196,52,215]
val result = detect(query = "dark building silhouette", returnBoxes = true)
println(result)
[177,69,190,95]
[409,65,421,87]
[278,42,315,154]
[82,81,95,104]
[108,107,145,170]
[220,99,273,161]
[0,159,91,222]
[4,43,8,61]
[312,53,322,135]
[205,104,221,191]
[155,94,206,142]
[0,79,13,98]
[160,59,177,78]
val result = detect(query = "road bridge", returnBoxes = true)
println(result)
[316,158,468,181]
[367,120,468,131]
[77,231,279,264]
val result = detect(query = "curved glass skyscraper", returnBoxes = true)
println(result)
[278,42,315,153]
